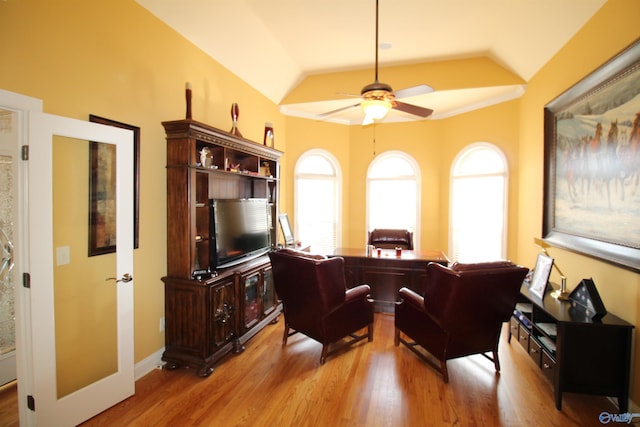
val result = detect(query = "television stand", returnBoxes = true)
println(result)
[161,119,283,375]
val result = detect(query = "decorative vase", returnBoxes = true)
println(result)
[185,82,192,120]
[264,122,274,147]
[230,103,242,137]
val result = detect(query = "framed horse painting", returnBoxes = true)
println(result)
[543,38,640,273]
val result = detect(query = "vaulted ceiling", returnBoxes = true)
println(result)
[136,0,606,124]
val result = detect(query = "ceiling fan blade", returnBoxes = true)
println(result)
[393,101,433,118]
[317,102,361,118]
[394,84,434,99]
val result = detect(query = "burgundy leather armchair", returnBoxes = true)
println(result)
[368,228,414,249]
[395,261,529,382]
[269,248,374,364]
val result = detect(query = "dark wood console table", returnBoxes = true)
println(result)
[329,248,449,312]
[510,283,633,411]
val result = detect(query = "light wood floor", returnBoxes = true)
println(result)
[1,313,619,426]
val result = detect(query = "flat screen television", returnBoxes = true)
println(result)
[210,198,271,269]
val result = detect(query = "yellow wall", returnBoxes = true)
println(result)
[0,0,284,365]
[283,55,523,251]
[517,0,640,403]
[282,56,525,104]
[1,0,639,407]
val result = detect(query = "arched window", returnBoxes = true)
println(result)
[294,150,341,254]
[450,143,508,262]
[367,151,420,248]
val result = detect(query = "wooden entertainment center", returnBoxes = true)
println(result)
[161,119,283,377]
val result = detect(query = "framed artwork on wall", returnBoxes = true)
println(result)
[88,115,140,256]
[543,38,640,272]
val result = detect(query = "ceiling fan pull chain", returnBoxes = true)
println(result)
[373,124,377,157]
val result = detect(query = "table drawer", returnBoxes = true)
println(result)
[541,350,556,383]
[528,337,542,366]
[518,325,530,351]
[509,317,520,340]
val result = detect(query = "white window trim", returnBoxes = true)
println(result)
[448,142,509,262]
[366,150,421,251]
[294,149,342,251]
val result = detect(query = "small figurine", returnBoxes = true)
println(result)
[200,147,212,168]
[261,161,272,177]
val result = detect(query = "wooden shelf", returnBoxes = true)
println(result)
[161,118,283,376]
[510,283,633,411]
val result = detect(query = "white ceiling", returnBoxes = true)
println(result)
[136,0,606,124]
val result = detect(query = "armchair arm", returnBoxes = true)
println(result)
[345,284,371,303]
[398,287,424,311]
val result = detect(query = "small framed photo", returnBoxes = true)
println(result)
[278,213,295,246]
[529,253,554,299]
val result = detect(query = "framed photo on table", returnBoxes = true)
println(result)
[278,213,295,246]
[529,253,554,299]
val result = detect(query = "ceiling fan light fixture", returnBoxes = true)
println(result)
[361,99,391,125]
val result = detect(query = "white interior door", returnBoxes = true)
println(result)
[24,111,134,426]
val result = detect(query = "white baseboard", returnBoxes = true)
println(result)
[134,347,165,381]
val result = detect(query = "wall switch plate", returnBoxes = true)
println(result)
[56,246,70,266]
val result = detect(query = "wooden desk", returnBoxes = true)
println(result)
[330,248,449,312]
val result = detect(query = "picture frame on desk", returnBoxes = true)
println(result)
[278,213,295,246]
[529,253,553,300]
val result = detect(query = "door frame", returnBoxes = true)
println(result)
[0,88,42,425]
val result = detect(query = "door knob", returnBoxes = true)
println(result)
[106,273,133,283]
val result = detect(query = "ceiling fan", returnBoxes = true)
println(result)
[319,0,435,125]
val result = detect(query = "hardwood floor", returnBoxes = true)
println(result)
[1,313,619,426]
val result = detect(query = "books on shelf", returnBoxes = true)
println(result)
[514,312,531,329]
[539,336,556,353]
[515,303,532,313]
[536,322,557,337]
[513,303,533,329]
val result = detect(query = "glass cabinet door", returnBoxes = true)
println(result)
[244,273,259,327]
[262,268,276,315]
